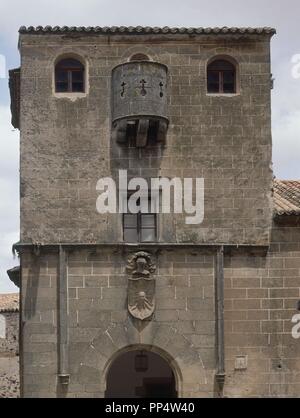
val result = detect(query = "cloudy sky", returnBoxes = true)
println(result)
[0,0,299,292]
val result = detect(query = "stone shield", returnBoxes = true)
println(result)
[128,276,155,320]
[126,251,156,321]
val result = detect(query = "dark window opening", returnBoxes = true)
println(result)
[123,197,157,243]
[207,59,236,94]
[55,58,85,93]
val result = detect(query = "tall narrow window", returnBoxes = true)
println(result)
[207,59,236,94]
[55,58,85,93]
[123,197,157,243]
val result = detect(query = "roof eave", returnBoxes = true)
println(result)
[18,25,277,36]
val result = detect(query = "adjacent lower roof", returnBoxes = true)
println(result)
[274,180,300,216]
[19,26,276,35]
[0,293,19,313]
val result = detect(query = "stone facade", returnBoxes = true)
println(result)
[21,247,215,397]
[18,29,273,245]
[0,296,20,398]
[10,26,300,398]
[224,224,300,397]
[19,226,300,397]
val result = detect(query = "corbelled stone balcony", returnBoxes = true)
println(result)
[111,61,169,147]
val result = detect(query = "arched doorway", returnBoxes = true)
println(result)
[105,349,177,398]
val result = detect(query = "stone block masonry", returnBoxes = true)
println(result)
[19,225,300,397]
[0,311,19,398]
[224,225,300,398]
[21,248,216,397]
[19,31,273,246]
[15,27,300,398]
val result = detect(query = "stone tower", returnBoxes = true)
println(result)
[13,26,300,398]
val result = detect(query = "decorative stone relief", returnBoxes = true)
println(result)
[126,252,156,321]
[235,355,248,371]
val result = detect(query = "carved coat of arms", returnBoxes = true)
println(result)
[126,252,156,321]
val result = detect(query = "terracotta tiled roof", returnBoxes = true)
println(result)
[0,293,19,313]
[19,26,276,35]
[274,180,300,216]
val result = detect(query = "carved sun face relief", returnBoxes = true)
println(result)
[126,251,156,278]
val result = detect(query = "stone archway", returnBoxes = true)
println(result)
[105,347,177,398]
[76,320,207,397]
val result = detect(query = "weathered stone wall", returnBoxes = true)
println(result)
[0,358,19,398]
[0,312,18,354]
[20,223,300,398]
[19,32,273,245]
[0,312,19,398]
[18,30,287,399]
[224,224,300,398]
[20,248,215,397]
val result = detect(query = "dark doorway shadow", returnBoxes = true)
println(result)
[105,349,177,398]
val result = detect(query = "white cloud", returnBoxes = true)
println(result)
[0,106,19,293]
[273,110,300,179]
[0,0,298,40]
[271,54,300,179]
